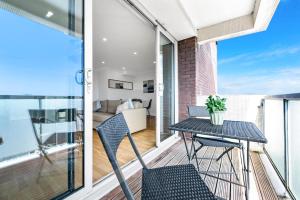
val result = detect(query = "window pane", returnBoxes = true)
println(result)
[0,0,84,199]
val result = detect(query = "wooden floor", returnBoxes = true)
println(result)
[0,125,155,200]
[93,128,156,182]
[101,139,279,200]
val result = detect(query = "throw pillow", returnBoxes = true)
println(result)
[133,101,143,109]
[99,100,108,112]
[93,100,101,112]
[116,102,129,114]
[107,100,122,114]
[127,99,134,109]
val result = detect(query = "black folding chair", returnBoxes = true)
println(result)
[96,113,219,200]
[187,105,245,181]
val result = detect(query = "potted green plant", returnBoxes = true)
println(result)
[205,95,227,125]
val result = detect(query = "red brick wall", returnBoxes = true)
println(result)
[178,37,197,120]
[196,42,217,96]
[178,37,217,120]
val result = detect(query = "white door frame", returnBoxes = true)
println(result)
[155,26,179,148]
[66,1,180,199]
[65,0,93,199]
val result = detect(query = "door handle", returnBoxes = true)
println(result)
[158,83,164,96]
[85,69,92,86]
[85,69,93,94]
[75,70,84,85]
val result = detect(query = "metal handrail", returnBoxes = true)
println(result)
[265,93,300,100]
[0,95,83,99]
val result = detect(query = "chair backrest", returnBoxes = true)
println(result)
[96,113,147,200]
[187,105,210,118]
[147,99,152,109]
[29,108,76,145]
[132,98,142,103]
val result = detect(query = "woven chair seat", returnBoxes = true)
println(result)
[141,164,217,200]
[194,137,241,148]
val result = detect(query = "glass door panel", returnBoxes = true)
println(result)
[264,99,285,178]
[288,101,300,199]
[0,0,84,199]
[159,34,175,142]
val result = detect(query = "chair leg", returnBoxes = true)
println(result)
[192,138,200,172]
[189,137,195,161]
[226,150,239,182]
[216,146,234,161]
[37,156,45,183]
[192,142,203,159]
[241,145,247,187]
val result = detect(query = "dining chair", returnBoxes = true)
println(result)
[96,113,219,200]
[187,105,245,181]
[144,99,152,116]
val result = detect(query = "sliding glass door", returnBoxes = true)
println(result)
[158,33,175,142]
[0,0,84,199]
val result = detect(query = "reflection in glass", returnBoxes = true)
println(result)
[0,0,84,199]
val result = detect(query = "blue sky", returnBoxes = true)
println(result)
[218,0,300,95]
[0,9,83,96]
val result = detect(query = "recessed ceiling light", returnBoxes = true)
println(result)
[102,37,107,42]
[122,67,126,70]
[45,11,53,18]
[153,61,156,64]
[133,52,138,55]
[101,61,105,64]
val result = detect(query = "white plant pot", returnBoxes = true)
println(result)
[210,111,224,125]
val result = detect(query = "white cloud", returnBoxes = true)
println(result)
[218,66,300,95]
[219,46,300,65]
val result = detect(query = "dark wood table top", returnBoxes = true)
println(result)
[169,118,267,143]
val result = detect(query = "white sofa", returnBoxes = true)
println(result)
[93,108,147,133]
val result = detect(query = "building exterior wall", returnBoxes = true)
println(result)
[178,37,217,120]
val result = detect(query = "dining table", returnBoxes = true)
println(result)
[169,118,267,200]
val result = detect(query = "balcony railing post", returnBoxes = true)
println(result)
[283,99,289,186]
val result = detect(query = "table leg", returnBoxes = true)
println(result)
[181,131,190,162]
[245,141,250,200]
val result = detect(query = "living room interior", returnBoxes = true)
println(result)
[92,0,157,183]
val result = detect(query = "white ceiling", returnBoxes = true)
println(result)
[93,0,156,75]
[136,0,277,41]
[179,0,256,29]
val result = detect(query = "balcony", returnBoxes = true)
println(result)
[100,94,298,199]
[0,94,298,199]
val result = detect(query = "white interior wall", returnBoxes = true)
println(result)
[93,68,156,116]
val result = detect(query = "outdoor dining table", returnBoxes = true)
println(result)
[169,118,267,200]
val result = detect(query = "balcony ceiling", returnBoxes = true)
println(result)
[136,0,280,43]
[180,0,255,29]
